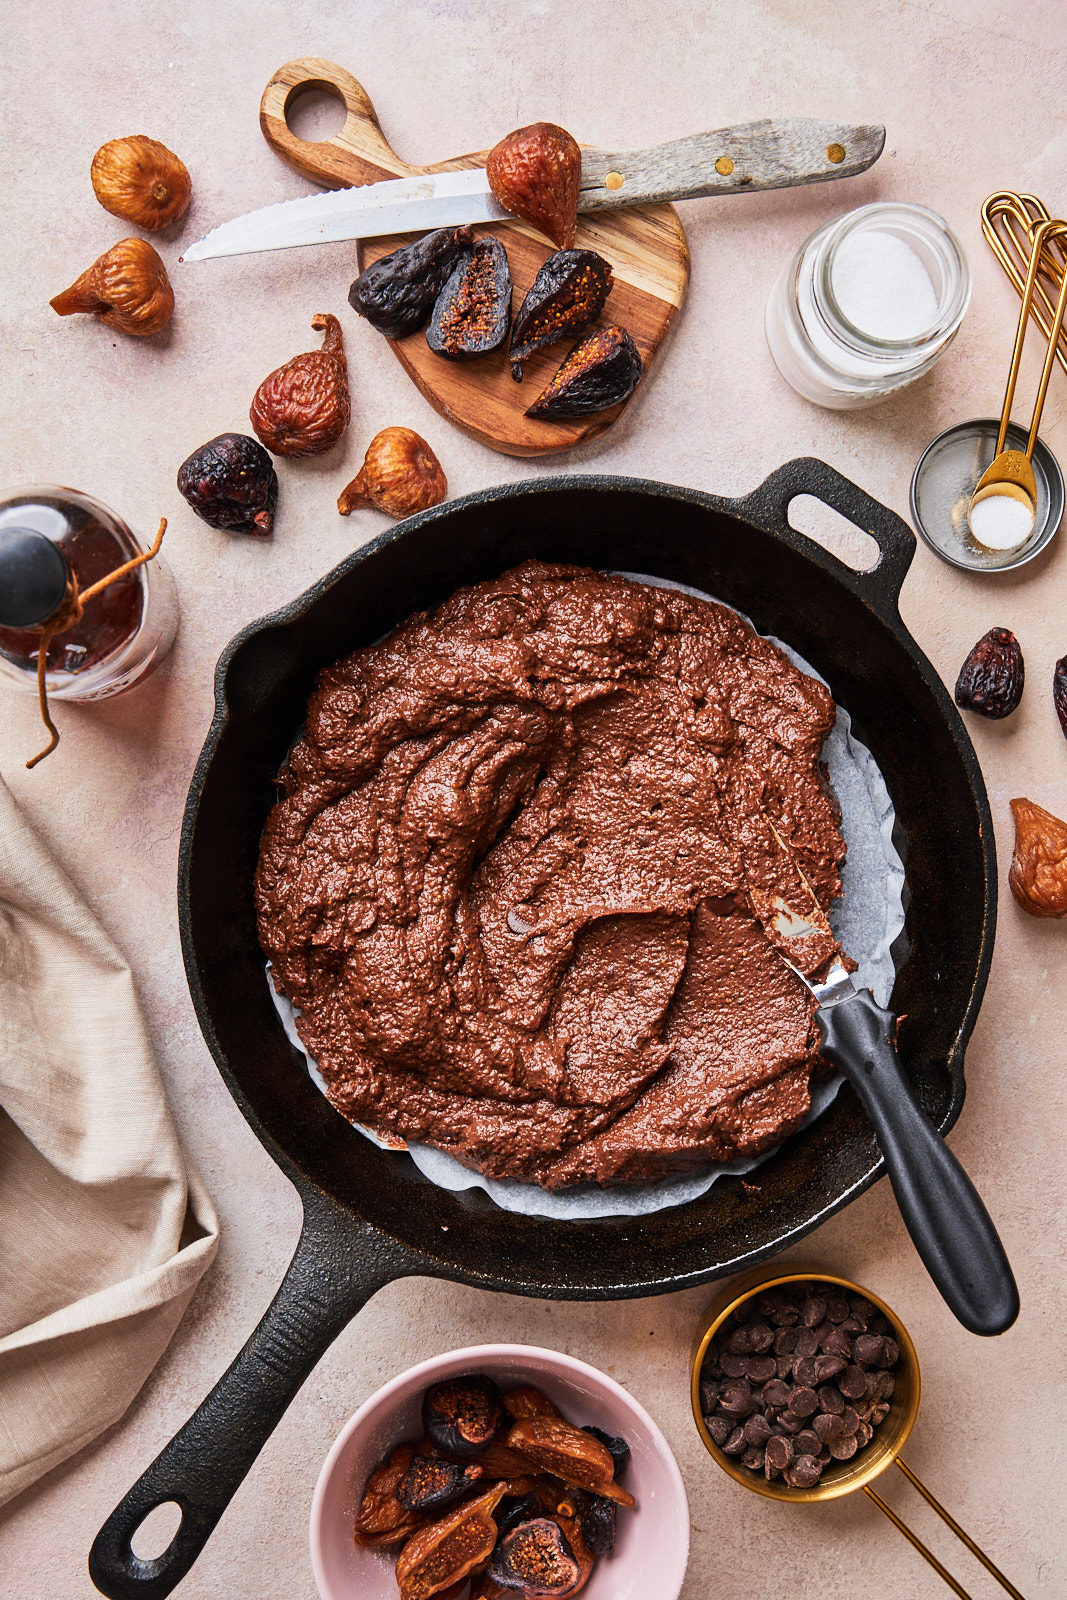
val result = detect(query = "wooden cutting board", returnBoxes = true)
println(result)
[259,58,689,458]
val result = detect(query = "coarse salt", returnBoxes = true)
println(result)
[968,492,1035,551]
[830,229,939,341]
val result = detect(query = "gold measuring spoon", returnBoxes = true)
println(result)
[968,215,1067,546]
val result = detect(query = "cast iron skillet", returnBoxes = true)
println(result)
[90,461,997,1599]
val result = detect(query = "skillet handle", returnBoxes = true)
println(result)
[88,1191,423,1600]
[737,456,916,622]
[816,990,1019,1337]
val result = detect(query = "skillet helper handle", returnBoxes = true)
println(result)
[816,990,1019,1337]
[740,456,916,622]
[88,1196,419,1600]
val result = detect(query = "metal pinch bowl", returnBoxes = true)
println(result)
[690,1267,1026,1600]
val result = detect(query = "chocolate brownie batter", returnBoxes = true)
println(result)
[255,563,846,1188]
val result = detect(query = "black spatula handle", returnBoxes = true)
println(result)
[816,991,1019,1336]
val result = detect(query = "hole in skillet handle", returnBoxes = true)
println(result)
[737,457,916,622]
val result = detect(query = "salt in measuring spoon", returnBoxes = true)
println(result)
[968,216,1067,546]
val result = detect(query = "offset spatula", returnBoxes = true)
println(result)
[749,817,1019,1337]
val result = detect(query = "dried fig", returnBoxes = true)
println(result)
[423,1374,504,1458]
[502,1387,561,1421]
[1055,655,1067,742]
[505,1418,634,1506]
[580,1426,629,1478]
[486,123,582,250]
[250,313,350,457]
[489,1516,593,1597]
[338,428,446,519]
[426,238,512,359]
[954,627,1024,719]
[509,250,613,380]
[394,1483,506,1599]
[525,324,643,419]
[354,1443,426,1547]
[50,237,173,337]
[91,135,191,230]
[349,227,474,338]
[1009,797,1067,918]
[396,1454,483,1514]
[177,432,278,537]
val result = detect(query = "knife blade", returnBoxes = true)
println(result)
[181,117,885,263]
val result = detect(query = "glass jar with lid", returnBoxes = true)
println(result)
[765,202,971,409]
[0,485,177,702]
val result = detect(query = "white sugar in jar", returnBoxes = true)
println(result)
[765,203,971,409]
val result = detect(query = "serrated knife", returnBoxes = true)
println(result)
[181,118,885,262]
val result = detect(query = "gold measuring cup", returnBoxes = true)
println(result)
[691,1267,1026,1600]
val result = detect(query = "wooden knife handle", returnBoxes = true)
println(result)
[578,119,886,209]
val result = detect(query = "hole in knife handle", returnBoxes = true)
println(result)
[130,1500,183,1561]
[787,494,880,572]
[284,83,349,143]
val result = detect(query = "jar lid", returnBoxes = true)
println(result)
[0,525,71,627]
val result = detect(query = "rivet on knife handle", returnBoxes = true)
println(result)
[578,119,885,209]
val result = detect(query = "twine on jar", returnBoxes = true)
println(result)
[26,517,166,770]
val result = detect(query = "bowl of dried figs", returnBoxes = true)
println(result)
[311,1343,690,1600]
[691,1266,920,1502]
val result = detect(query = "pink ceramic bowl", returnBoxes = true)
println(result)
[309,1343,690,1600]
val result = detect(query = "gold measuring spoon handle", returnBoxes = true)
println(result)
[1023,219,1067,460]
[862,1458,1027,1599]
[983,194,1067,381]
[993,217,1061,458]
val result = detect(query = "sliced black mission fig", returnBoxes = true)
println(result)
[395,1453,484,1513]
[427,237,512,359]
[509,249,613,380]
[348,226,474,338]
[423,1373,505,1458]
[489,1518,592,1597]
[525,324,643,420]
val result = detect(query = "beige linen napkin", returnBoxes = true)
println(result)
[0,774,219,1505]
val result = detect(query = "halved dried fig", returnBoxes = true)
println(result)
[505,1418,634,1506]
[1055,655,1067,741]
[486,123,582,250]
[423,1374,505,1458]
[509,250,613,380]
[526,324,642,419]
[954,627,1024,719]
[396,1453,483,1514]
[354,1443,427,1547]
[349,227,474,338]
[395,1483,506,1599]
[427,238,512,359]
[489,1517,592,1597]
[1009,797,1067,918]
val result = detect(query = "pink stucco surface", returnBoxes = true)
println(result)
[1,2,1064,1595]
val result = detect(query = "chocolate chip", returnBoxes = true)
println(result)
[747,1321,774,1354]
[720,1352,748,1378]
[814,1354,847,1383]
[793,1327,819,1360]
[770,1299,800,1327]
[742,1445,766,1470]
[774,1327,799,1356]
[785,1454,823,1487]
[839,1406,860,1437]
[870,1403,891,1425]
[722,1425,746,1455]
[744,1414,772,1446]
[719,1380,756,1417]
[813,1411,843,1443]
[747,1355,777,1384]
[776,1355,795,1379]
[871,1372,895,1403]
[855,1421,873,1447]
[801,1294,827,1327]
[792,1356,819,1387]
[725,1326,753,1355]
[816,1385,844,1415]
[760,1378,792,1409]
[839,1315,866,1335]
[849,1296,875,1321]
[853,1333,887,1367]
[765,1435,794,1471]
[825,1291,851,1323]
[838,1365,868,1400]
[706,1416,733,1447]
[790,1387,819,1418]
[777,1411,803,1434]
[828,1434,859,1460]
[700,1379,719,1413]
[822,1327,852,1358]
[794,1429,822,1457]
[880,1338,900,1368]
